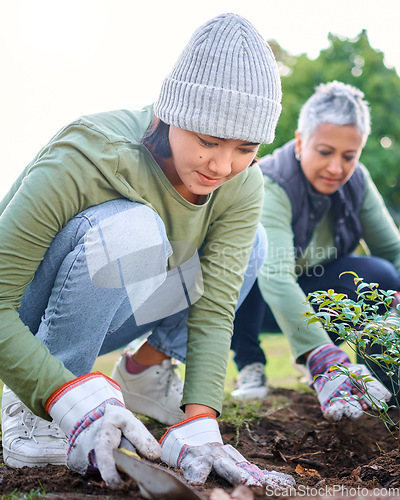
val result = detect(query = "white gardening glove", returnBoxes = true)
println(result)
[160,414,295,488]
[307,344,391,421]
[46,372,161,488]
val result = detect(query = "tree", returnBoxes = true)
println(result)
[263,31,400,219]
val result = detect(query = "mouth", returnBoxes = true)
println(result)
[321,176,341,184]
[197,171,222,186]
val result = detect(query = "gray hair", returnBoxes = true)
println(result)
[297,81,371,145]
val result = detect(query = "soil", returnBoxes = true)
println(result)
[1,388,400,499]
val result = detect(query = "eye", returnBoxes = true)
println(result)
[199,137,217,148]
[238,147,257,154]
[318,150,331,156]
[344,155,356,162]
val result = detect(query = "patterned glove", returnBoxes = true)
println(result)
[307,344,391,421]
[390,291,400,314]
[46,372,161,488]
[160,414,295,488]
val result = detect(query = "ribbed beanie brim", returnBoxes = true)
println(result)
[154,13,282,144]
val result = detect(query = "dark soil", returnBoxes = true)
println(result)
[1,388,399,499]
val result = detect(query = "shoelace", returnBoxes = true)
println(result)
[6,401,66,443]
[157,362,183,398]
[238,364,265,388]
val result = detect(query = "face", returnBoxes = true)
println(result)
[294,123,364,195]
[162,127,260,204]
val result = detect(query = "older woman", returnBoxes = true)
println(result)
[231,81,399,420]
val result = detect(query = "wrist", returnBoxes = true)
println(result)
[185,404,217,419]
[307,343,333,360]
[45,372,124,435]
[307,344,350,377]
[160,413,222,467]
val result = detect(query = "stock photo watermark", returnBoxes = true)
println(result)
[265,485,400,497]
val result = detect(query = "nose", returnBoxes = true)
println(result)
[326,155,343,175]
[208,153,232,177]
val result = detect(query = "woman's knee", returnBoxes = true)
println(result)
[303,254,400,297]
[78,200,172,290]
[347,255,400,291]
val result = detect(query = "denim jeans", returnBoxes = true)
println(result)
[19,199,267,377]
[231,254,400,384]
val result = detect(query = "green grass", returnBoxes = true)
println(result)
[224,333,306,393]
[92,333,306,392]
[0,485,46,499]
[94,332,355,394]
[0,332,356,400]
[93,332,328,394]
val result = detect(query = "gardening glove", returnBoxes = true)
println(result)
[390,291,400,315]
[160,414,295,488]
[307,344,391,421]
[46,372,161,488]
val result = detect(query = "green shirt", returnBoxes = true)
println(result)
[258,167,400,363]
[0,105,263,418]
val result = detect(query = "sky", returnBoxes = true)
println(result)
[1,0,399,200]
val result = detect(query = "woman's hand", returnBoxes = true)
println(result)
[160,413,295,488]
[307,344,391,420]
[46,372,161,488]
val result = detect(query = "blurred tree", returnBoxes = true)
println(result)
[263,31,400,219]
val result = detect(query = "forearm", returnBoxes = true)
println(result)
[0,306,75,419]
[182,176,263,413]
[182,311,231,415]
[360,169,400,273]
[258,270,331,363]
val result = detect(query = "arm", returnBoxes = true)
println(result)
[161,185,296,487]
[0,123,121,419]
[257,177,392,421]
[257,178,331,363]
[181,166,264,415]
[359,167,400,273]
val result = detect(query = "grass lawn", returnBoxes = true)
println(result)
[93,332,356,394]
[93,332,317,395]
[0,332,355,399]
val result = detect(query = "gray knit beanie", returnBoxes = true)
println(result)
[154,13,282,144]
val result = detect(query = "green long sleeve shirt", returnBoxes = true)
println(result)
[257,167,400,363]
[0,105,263,418]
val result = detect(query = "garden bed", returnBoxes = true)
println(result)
[1,388,399,499]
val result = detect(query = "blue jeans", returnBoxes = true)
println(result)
[231,254,400,371]
[19,199,267,377]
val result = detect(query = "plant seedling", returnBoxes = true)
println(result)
[302,272,400,441]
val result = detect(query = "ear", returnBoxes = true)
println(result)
[294,131,302,159]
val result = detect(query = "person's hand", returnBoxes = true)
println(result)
[46,372,161,488]
[160,414,295,488]
[390,291,400,314]
[307,344,391,421]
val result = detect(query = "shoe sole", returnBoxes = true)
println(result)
[3,448,67,468]
[3,445,67,469]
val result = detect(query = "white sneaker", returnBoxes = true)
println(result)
[1,386,68,468]
[111,355,185,426]
[231,362,269,400]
